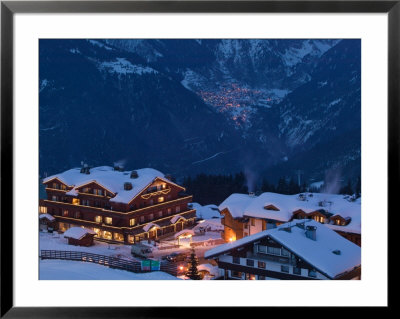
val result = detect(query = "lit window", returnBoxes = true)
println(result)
[95,216,102,223]
[129,218,135,226]
[61,184,67,190]
[39,206,47,214]
[75,211,81,219]
[93,228,100,237]
[102,231,112,240]
[72,198,80,205]
[257,261,266,269]
[336,219,341,225]
[104,217,112,225]
[167,208,172,215]
[158,196,164,203]
[128,235,134,243]
[62,210,69,217]
[320,216,325,223]
[113,233,124,241]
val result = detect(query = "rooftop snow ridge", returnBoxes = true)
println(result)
[205,219,361,279]
[218,191,361,234]
[43,166,182,204]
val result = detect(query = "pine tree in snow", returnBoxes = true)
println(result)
[186,248,202,280]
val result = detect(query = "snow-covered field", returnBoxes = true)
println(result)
[40,232,137,261]
[40,259,180,280]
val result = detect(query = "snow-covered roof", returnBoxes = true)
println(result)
[219,192,361,234]
[39,213,55,221]
[174,229,195,238]
[219,193,254,218]
[198,263,219,276]
[170,215,187,224]
[43,166,180,204]
[193,219,223,231]
[205,219,361,279]
[142,223,160,232]
[63,227,96,240]
[191,202,221,219]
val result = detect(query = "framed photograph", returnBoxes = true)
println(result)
[1,0,395,316]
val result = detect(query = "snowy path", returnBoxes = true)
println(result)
[40,259,180,280]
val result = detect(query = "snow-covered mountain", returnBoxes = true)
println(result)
[39,39,360,184]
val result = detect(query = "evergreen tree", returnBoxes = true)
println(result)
[276,177,289,194]
[261,178,275,192]
[186,248,202,280]
[355,176,361,198]
[300,181,308,193]
[288,178,300,194]
[339,179,353,195]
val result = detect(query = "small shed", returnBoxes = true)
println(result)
[63,227,96,246]
[39,214,57,232]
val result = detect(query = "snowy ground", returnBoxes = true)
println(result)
[40,259,180,280]
[40,232,138,261]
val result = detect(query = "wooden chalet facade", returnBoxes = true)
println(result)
[38,166,196,244]
[205,220,361,280]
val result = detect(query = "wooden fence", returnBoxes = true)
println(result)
[40,250,178,277]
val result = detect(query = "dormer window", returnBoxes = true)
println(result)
[264,205,280,211]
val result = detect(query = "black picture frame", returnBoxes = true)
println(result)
[1,0,395,317]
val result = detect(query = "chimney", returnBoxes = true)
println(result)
[130,170,139,179]
[305,226,317,240]
[124,182,133,191]
[80,163,90,174]
[296,222,305,229]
